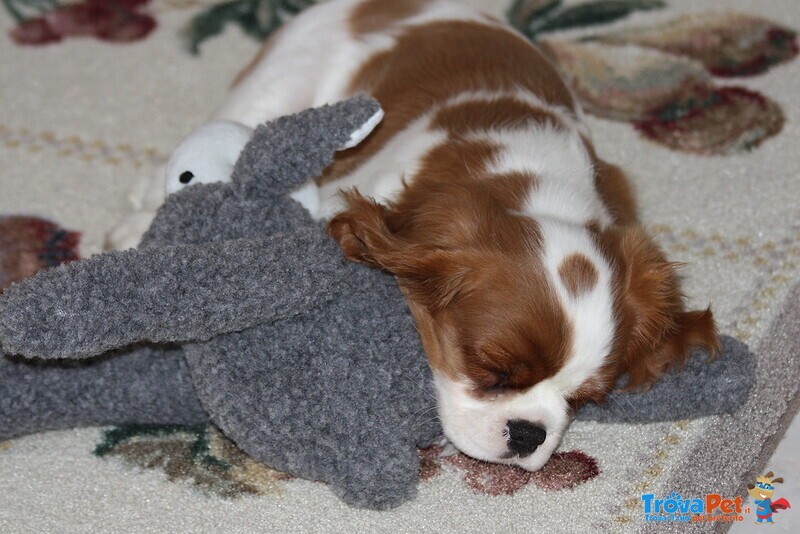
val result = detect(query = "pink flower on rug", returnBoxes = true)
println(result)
[0,215,80,291]
[419,446,600,495]
[10,17,62,45]
[8,0,156,46]
[634,86,785,155]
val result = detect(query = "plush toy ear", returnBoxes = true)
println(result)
[165,120,253,196]
[232,95,383,198]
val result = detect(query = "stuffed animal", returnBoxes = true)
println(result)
[0,97,755,510]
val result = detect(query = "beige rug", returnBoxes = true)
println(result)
[1,0,799,532]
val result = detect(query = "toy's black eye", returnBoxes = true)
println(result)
[179,171,194,184]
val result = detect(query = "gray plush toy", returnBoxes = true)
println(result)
[0,97,755,510]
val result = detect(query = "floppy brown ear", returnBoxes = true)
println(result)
[614,227,720,389]
[328,190,399,268]
[328,190,472,310]
[772,477,784,484]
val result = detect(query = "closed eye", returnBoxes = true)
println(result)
[477,370,522,395]
[484,374,510,393]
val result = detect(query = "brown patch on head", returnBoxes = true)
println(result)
[381,140,540,254]
[329,138,540,267]
[394,246,572,389]
[450,254,572,394]
[431,98,562,135]
[349,0,428,35]
[558,253,598,298]
[318,20,575,186]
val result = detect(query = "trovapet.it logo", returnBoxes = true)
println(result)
[641,492,748,524]
[642,472,792,525]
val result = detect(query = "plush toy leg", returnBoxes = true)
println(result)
[574,335,755,423]
[329,435,421,510]
[185,316,427,510]
[0,346,207,441]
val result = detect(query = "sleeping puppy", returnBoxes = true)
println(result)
[209,0,721,470]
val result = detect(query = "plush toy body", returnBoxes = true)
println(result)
[1,97,440,509]
[0,97,755,510]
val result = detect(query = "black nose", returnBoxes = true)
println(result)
[506,420,547,457]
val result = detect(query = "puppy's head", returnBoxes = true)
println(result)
[329,191,718,470]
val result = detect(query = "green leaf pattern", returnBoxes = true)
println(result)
[184,0,314,54]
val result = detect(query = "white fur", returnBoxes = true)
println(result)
[497,128,611,228]
[538,219,615,393]
[211,0,499,129]
[212,0,379,126]
[434,371,569,471]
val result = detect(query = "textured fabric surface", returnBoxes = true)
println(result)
[0,0,799,532]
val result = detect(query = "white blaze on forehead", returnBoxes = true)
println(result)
[536,218,615,395]
[486,126,611,228]
[483,119,617,396]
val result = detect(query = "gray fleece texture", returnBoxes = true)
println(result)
[0,96,755,510]
[575,335,754,423]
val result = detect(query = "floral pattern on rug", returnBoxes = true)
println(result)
[509,0,798,155]
[4,0,796,154]
[4,0,157,45]
[95,425,294,497]
[0,215,80,291]
[95,424,600,498]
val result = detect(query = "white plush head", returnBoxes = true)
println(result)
[165,121,253,195]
